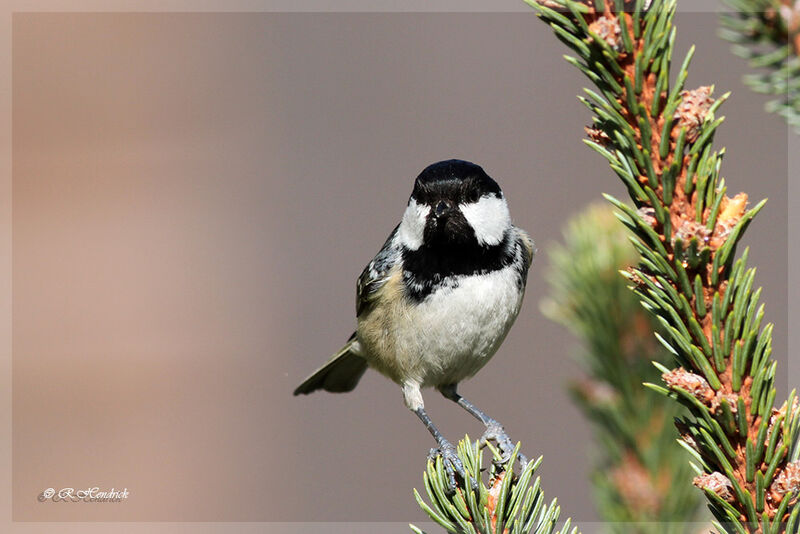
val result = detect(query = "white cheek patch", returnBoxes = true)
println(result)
[459,194,511,246]
[397,199,430,250]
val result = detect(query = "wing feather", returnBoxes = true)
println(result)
[356,225,402,317]
[516,227,536,271]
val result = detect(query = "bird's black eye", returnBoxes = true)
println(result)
[464,188,480,203]
[435,201,448,216]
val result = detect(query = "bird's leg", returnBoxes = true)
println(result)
[438,384,527,467]
[404,382,474,493]
[413,407,470,491]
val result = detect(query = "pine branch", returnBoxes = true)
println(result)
[542,203,703,532]
[526,1,800,532]
[411,438,577,534]
[718,0,800,132]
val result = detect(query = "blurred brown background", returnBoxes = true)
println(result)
[11,10,788,525]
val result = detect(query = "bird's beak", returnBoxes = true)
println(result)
[434,200,453,219]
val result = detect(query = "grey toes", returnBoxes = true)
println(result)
[430,439,477,493]
[480,420,528,468]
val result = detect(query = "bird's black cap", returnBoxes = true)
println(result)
[411,160,502,205]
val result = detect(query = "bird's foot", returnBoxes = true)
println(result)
[480,420,528,468]
[428,439,477,494]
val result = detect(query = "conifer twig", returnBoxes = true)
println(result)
[410,437,577,534]
[526,0,800,531]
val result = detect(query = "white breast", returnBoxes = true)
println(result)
[394,264,525,387]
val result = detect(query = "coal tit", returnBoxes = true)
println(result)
[294,159,534,487]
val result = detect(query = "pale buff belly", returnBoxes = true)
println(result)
[356,266,524,388]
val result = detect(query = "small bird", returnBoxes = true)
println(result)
[294,159,534,488]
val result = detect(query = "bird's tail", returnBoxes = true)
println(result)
[293,333,368,395]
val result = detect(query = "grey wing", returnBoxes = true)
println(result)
[356,225,402,317]
[516,227,536,271]
[512,227,536,288]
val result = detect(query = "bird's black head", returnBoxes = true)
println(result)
[397,159,511,251]
[411,160,502,206]
[396,160,516,299]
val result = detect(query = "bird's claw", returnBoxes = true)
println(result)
[480,420,528,468]
[428,440,477,494]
